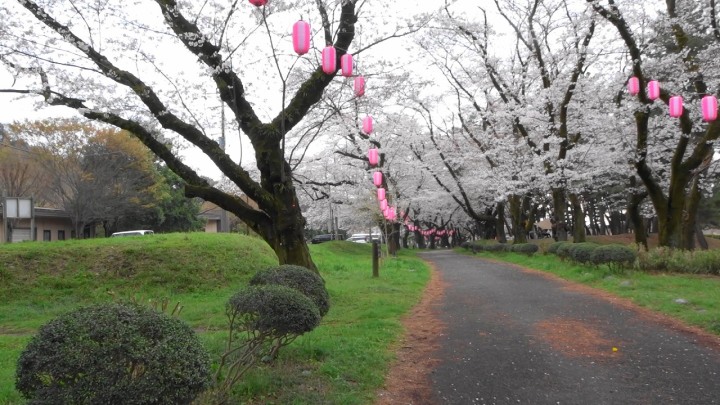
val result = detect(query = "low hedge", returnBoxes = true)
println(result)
[590,244,637,269]
[511,243,539,255]
[568,243,598,264]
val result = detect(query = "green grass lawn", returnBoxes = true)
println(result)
[0,235,429,404]
[461,248,720,336]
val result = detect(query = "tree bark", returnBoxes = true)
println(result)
[627,176,648,250]
[552,188,568,241]
[508,195,528,243]
[569,193,586,243]
[495,202,507,244]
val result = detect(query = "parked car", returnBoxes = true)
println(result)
[311,234,333,244]
[346,234,370,243]
[111,230,154,237]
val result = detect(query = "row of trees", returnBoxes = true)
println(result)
[296,0,720,252]
[0,120,203,236]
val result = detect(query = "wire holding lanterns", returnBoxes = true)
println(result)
[627,76,717,122]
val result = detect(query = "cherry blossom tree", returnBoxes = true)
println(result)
[0,0,421,270]
[587,0,720,249]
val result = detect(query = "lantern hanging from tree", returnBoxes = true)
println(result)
[341,54,353,77]
[362,116,373,134]
[373,171,383,187]
[377,187,385,201]
[380,199,388,211]
[669,96,683,118]
[702,95,718,122]
[354,76,365,97]
[368,148,379,166]
[647,80,660,100]
[627,76,639,96]
[249,0,267,6]
[322,46,336,74]
[292,21,310,55]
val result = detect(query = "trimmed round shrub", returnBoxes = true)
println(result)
[568,243,599,264]
[16,303,210,405]
[546,241,568,255]
[554,242,574,259]
[511,243,539,255]
[591,244,637,269]
[249,264,330,317]
[228,285,321,337]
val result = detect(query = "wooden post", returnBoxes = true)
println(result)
[372,240,379,278]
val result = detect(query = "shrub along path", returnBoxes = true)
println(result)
[415,250,720,404]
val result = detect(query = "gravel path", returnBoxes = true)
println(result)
[420,250,720,405]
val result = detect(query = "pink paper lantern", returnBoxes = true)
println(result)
[341,54,353,77]
[373,171,383,187]
[702,95,718,122]
[248,0,267,6]
[627,76,639,96]
[322,46,336,74]
[380,199,388,211]
[292,21,310,55]
[377,187,386,201]
[354,76,365,97]
[647,80,660,101]
[368,148,379,166]
[362,116,373,135]
[669,95,683,118]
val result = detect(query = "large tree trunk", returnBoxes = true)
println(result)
[552,188,568,241]
[569,193,586,243]
[495,202,507,244]
[508,195,528,243]
[414,224,426,249]
[627,176,648,250]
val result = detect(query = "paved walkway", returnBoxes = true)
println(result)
[420,250,720,405]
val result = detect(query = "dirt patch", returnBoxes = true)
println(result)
[374,263,447,405]
[535,318,619,360]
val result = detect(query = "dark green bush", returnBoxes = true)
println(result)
[555,242,574,259]
[228,284,321,338]
[590,244,637,270]
[249,264,330,317]
[484,243,508,252]
[568,243,598,264]
[16,303,210,405]
[638,247,720,275]
[511,243,539,255]
[547,241,569,255]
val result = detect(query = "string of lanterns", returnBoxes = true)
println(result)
[252,0,406,224]
[627,77,718,122]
